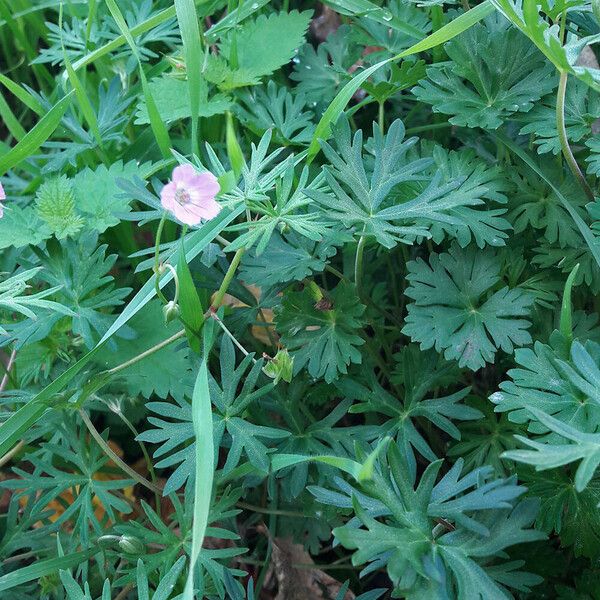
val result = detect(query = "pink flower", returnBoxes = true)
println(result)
[161,164,221,226]
[0,182,5,219]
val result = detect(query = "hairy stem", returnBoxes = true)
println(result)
[154,213,169,304]
[106,329,186,376]
[354,235,366,299]
[556,70,595,201]
[211,247,245,310]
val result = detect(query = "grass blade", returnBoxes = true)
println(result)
[307,0,494,161]
[175,0,203,155]
[183,356,215,598]
[0,91,73,177]
[105,0,171,158]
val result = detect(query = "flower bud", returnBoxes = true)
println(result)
[263,348,294,384]
[163,300,180,324]
[118,535,145,554]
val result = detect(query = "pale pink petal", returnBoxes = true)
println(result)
[194,171,220,199]
[171,201,203,226]
[189,197,221,220]
[160,181,178,212]
[0,183,5,201]
[172,164,198,187]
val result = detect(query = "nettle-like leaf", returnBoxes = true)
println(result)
[204,11,312,89]
[35,175,84,240]
[491,333,600,434]
[134,75,232,125]
[518,80,600,155]
[275,281,366,383]
[239,231,337,287]
[0,204,51,250]
[508,166,588,248]
[137,336,286,493]
[403,242,534,370]
[73,160,153,233]
[413,14,555,129]
[310,443,543,598]
[100,300,193,401]
[235,81,315,146]
[290,25,362,111]
[308,117,511,249]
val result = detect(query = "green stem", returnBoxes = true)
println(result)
[556,70,595,201]
[354,235,366,299]
[154,213,169,304]
[211,247,245,310]
[79,409,163,495]
[210,312,256,362]
[106,329,186,376]
[378,101,385,133]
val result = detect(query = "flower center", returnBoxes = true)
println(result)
[174,187,190,205]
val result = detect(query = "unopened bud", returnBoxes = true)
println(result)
[263,348,294,384]
[163,300,180,324]
[118,535,144,554]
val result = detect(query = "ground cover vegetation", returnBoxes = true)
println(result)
[2,0,600,597]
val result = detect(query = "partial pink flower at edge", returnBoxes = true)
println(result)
[0,182,5,219]
[160,164,221,226]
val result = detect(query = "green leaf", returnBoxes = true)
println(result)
[307,0,495,161]
[0,92,73,177]
[0,205,51,250]
[204,11,312,90]
[275,281,366,383]
[414,14,556,129]
[403,242,534,370]
[183,357,214,599]
[99,300,193,400]
[177,240,204,354]
[35,175,84,239]
[134,75,231,125]
[0,549,96,592]
[175,0,203,153]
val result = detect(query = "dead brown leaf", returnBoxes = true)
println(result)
[269,537,355,600]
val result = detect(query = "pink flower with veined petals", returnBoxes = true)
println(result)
[161,164,221,226]
[0,182,5,219]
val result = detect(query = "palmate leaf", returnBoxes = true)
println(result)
[290,25,362,112]
[0,418,133,549]
[275,282,366,383]
[239,231,338,286]
[204,11,312,90]
[235,81,316,146]
[491,334,600,435]
[403,242,534,370]
[522,469,600,558]
[308,117,512,249]
[225,157,333,255]
[413,14,555,129]
[0,205,51,250]
[409,144,511,247]
[137,336,286,493]
[509,166,588,248]
[311,442,543,598]
[336,368,481,476]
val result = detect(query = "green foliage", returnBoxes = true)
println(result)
[4,0,600,596]
[204,11,312,89]
[414,15,555,129]
[276,282,366,383]
[403,243,534,370]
